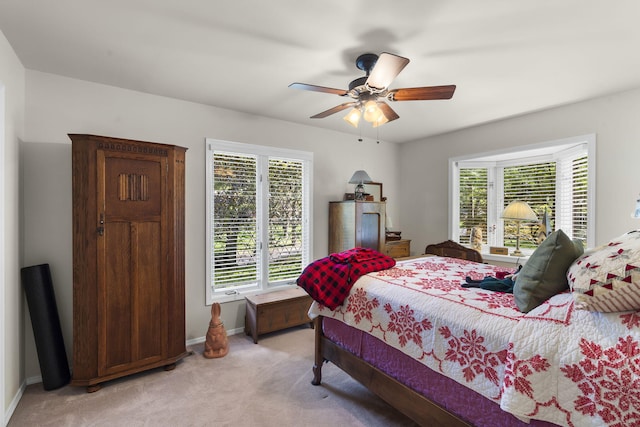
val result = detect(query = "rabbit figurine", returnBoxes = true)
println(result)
[470,227,483,252]
[203,303,229,358]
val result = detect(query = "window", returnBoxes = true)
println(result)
[450,135,595,252]
[206,139,313,303]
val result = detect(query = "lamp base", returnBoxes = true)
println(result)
[511,249,523,257]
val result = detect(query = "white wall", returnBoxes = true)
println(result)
[0,29,25,423]
[20,70,400,379]
[17,48,640,398]
[399,88,640,253]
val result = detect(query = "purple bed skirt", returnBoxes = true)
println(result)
[322,317,558,427]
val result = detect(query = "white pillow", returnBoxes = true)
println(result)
[567,230,640,312]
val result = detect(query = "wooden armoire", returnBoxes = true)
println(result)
[70,134,188,392]
[328,201,386,253]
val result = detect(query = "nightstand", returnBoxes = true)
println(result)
[384,239,411,259]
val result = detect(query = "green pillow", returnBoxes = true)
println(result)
[514,229,584,313]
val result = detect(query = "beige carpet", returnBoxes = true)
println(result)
[8,326,418,426]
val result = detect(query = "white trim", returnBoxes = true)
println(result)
[204,139,313,305]
[453,134,593,163]
[185,327,244,348]
[585,136,597,246]
[482,253,529,267]
[0,84,6,427]
[447,160,457,246]
[206,138,313,162]
[25,376,41,386]
[4,382,23,427]
[450,134,596,246]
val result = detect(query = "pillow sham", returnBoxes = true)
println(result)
[514,229,584,313]
[567,229,640,312]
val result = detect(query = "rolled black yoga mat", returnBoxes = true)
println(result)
[21,264,70,390]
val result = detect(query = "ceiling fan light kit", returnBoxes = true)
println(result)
[290,52,456,129]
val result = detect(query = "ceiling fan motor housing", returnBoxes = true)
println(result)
[349,54,379,93]
[348,76,368,92]
[355,53,378,75]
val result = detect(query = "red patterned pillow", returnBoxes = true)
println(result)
[567,230,640,311]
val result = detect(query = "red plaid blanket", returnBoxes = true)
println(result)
[297,247,396,309]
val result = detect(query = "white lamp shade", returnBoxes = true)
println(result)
[349,170,373,184]
[501,200,538,221]
[372,112,389,128]
[362,101,383,123]
[343,108,361,127]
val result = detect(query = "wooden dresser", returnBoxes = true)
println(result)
[70,134,188,392]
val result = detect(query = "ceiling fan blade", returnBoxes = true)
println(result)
[389,85,456,101]
[378,102,399,122]
[310,102,356,119]
[365,52,410,91]
[289,82,348,96]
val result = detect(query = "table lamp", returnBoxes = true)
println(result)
[349,170,373,201]
[501,200,538,256]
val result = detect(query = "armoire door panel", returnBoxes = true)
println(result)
[104,156,163,220]
[133,221,165,361]
[99,222,166,375]
[100,222,133,374]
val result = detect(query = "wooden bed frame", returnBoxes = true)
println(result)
[311,316,472,427]
[424,240,483,263]
[310,246,482,426]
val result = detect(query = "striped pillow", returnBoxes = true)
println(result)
[567,230,640,312]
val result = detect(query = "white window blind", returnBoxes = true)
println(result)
[206,139,312,303]
[268,157,306,283]
[459,168,488,245]
[502,162,556,249]
[211,152,260,289]
[556,154,589,242]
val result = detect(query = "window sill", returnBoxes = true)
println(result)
[482,252,529,267]
[208,283,299,305]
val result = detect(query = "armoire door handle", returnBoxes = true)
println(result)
[97,213,104,236]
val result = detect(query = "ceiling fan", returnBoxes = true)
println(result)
[289,52,456,128]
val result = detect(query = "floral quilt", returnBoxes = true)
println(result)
[308,256,640,427]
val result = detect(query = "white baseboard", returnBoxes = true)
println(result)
[26,375,42,386]
[4,380,25,427]
[186,326,243,347]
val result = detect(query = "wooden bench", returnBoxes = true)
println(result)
[244,287,313,343]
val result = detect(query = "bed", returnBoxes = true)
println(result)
[299,230,640,427]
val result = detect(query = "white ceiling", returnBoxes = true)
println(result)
[2,1,640,143]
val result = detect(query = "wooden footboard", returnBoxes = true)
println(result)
[312,316,471,427]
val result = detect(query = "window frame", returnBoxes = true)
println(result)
[205,139,313,304]
[449,134,596,253]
